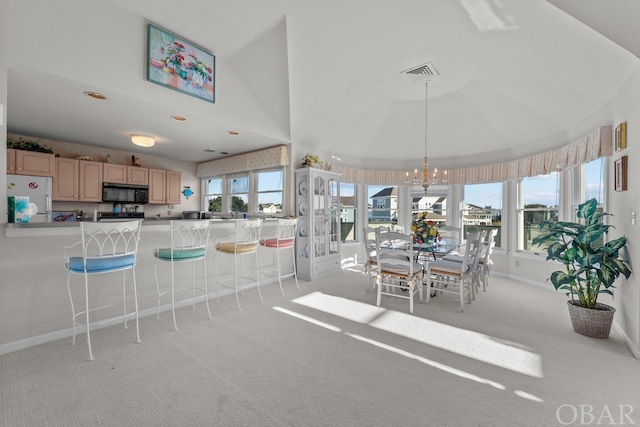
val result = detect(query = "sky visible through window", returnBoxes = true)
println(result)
[464,182,502,209]
[522,172,559,207]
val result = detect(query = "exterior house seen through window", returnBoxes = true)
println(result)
[339,183,356,242]
[463,182,502,248]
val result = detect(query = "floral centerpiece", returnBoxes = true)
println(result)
[300,153,323,168]
[411,212,440,244]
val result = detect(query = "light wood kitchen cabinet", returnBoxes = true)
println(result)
[53,158,103,202]
[148,169,182,204]
[7,149,16,174]
[148,169,166,204]
[78,161,104,202]
[166,170,182,204]
[11,150,55,177]
[103,164,148,186]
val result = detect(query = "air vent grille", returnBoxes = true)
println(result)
[400,62,440,83]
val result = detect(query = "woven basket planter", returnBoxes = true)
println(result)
[567,300,616,339]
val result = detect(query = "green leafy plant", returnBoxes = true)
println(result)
[7,137,54,154]
[532,198,631,309]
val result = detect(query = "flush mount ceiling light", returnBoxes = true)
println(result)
[131,135,155,147]
[84,91,107,100]
[171,115,187,122]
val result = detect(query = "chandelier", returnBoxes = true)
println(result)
[404,79,447,193]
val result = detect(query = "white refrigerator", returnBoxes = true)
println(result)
[7,174,53,222]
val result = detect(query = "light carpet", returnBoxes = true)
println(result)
[2,271,639,427]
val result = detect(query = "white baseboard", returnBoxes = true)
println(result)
[612,321,640,359]
[507,273,553,291]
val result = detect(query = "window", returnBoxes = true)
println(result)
[463,182,502,248]
[339,183,356,242]
[368,185,398,228]
[204,177,223,213]
[256,169,284,214]
[411,193,447,228]
[574,157,605,246]
[229,175,249,213]
[203,168,286,215]
[519,172,559,253]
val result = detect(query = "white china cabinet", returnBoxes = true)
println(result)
[295,168,341,280]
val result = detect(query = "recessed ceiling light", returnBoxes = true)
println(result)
[84,91,107,100]
[220,151,229,155]
[203,148,216,153]
[227,131,239,135]
[171,115,187,122]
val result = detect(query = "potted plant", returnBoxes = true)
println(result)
[532,198,631,338]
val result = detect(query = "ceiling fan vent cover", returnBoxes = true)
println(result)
[400,62,440,83]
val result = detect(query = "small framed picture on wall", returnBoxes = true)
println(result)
[615,122,627,151]
[614,156,628,192]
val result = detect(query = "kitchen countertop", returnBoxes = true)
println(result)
[3,217,284,237]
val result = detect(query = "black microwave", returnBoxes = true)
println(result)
[102,183,149,204]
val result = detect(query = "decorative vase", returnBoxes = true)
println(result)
[191,72,206,88]
[566,300,616,338]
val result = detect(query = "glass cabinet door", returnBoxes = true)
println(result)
[312,173,328,259]
[328,178,340,254]
[296,173,310,259]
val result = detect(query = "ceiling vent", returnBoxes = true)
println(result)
[400,62,440,84]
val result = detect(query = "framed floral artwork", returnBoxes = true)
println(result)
[614,156,627,192]
[146,23,215,103]
[615,122,627,151]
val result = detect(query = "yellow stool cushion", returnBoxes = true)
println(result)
[215,242,258,254]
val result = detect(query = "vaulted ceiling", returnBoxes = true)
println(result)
[4,0,639,171]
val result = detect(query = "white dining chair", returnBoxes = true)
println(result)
[362,226,379,291]
[425,231,481,312]
[477,229,498,291]
[375,230,423,314]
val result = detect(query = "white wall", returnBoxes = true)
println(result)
[607,67,640,355]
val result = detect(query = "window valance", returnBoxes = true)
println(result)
[333,125,612,186]
[196,145,289,177]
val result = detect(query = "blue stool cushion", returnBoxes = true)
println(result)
[156,248,206,260]
[68,254,135,273]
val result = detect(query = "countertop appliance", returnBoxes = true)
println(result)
[98,212,145,222]
[102,183,149,204]
[182,211,200,219]
[7,174,52,222]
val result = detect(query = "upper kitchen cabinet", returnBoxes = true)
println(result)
[53,158,103,202]
[7,149,16,174]
[148,169,182,204]
[9,149,56,177]
[166,170,182,204]
[103,164,148,186]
